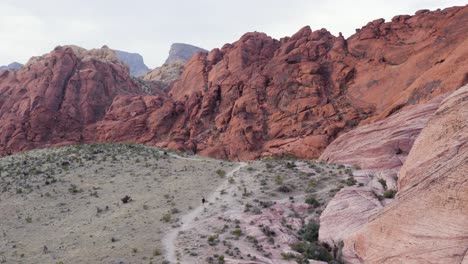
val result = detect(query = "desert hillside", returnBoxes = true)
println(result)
[0,144,361,263]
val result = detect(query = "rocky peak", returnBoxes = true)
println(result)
[113,49,150,76]
[0,62,23,71]
[143,43,207,88]
[164,43,207,64]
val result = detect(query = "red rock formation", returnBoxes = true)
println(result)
[0,6,467,159]
[161,5,468,160]
[0,45,143,155]
[342,84,468,263]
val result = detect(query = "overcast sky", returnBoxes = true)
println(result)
[0,0,465,68]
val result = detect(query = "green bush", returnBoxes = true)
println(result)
[231,229,242,237]
[298,220,320,242]
[216,169,226,177]
[291,241,333,262]
[274,175,284,185]
[305,196,320,208]
[161,213,171,222]
[378,178,387,190]
[383,189,397,198]
[342,176,357,186]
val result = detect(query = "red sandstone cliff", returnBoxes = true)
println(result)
[0,6,467,159]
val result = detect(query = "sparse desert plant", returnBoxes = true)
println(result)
[291,241,333,262]
[305,195,320,208]
[68,184,82,194]
[277,185,292,193]
[281,252,297,260]
[343,176,357,186]
[216,169,226,177]
[161,213,172,222]
[384,189,397,198]
[286,162,296,169]
[378,178,387,190]
[298,220,320,242]
[25,216,33,223]
[207,234,219,246]
[153,248,161,256]
[231,229,243,237]
[274,175,284,185]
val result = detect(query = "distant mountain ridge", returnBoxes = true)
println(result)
[113,50,150,76]
[0,62,23,71]
[164,43,207,64]
[143,43,207,88]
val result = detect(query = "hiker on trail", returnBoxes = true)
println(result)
[202,197,206,205]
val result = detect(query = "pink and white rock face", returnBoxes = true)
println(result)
[342,85,468,264]
[319,94,445,170]
[318,187,383,247]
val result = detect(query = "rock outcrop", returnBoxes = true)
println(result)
[114,49,150,76]
[0,6,467,159]
[164,43,207,64]
[142,61,184,90]
[0,62,22,71]
[0,45,143,155]
[342,84,468,263]
[319,94,445,170]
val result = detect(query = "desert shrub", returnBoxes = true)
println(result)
[298,220,320,242]
[383,189,397,198]
[344,176,357,186]
[305,195,320,208]
[281,252,297,260]
[291,241,333,262]
[216,169,226,177]
[277,185,292,193]
[286,162,296,169]
[161,213,171,222]
[153,248,161,256]
[231,229,242,237]
[274,175,284,185]
[208,234,219,246]
[378,178,387,190]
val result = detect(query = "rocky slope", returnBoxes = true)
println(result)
[0,62,22,71]
[114,49,150,76]
[342,84,468,263]
[0,6,467,159]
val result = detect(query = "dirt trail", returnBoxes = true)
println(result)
[163,161,247,263]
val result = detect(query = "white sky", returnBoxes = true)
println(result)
[0,0,465,68]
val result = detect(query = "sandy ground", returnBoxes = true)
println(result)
[0,144,357,264]
[0,144,235,264]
